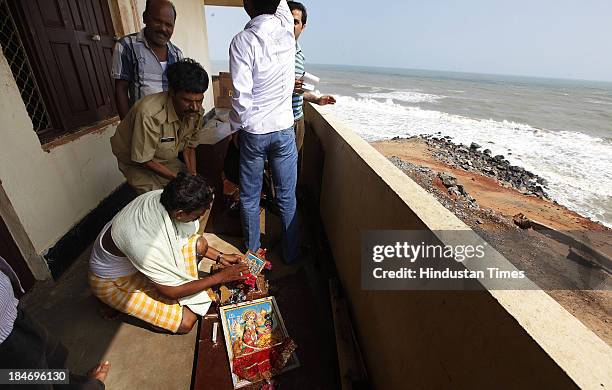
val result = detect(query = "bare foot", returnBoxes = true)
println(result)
[98,301,120,320]
[88,361,110,383]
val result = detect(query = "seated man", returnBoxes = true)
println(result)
[111,58,208,194]
[89,173,249,334]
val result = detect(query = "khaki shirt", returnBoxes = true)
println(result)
[111,92,203,166]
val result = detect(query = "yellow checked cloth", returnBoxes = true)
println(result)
[89,235,200,333]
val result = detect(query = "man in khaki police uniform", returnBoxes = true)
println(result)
[111,59,209,194]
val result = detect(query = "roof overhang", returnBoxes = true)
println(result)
[204,0,244,7]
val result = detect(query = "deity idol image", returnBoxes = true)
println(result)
[242,310,260,350]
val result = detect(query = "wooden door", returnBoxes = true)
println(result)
[12,0,116,133]
[84,0,117,113]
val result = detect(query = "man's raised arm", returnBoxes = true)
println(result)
[275,0,293,33]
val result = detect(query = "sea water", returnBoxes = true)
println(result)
[212,62,612,228]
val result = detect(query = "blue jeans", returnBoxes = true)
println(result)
[239,127,299,263]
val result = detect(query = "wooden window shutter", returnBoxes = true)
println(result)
[11,0,117,139]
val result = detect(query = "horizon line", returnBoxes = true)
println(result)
[209,58,612,84]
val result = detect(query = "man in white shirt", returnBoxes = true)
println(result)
[229,0,299,264]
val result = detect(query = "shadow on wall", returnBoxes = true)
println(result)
[44,185,137,279]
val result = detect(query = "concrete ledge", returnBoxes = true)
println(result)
[303,103,612,389]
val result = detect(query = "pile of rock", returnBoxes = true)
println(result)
[437,172,476,203]
[387,156,433,176]
[414,135,549,199]
[389,156,511,229]
[387,156,513,227]
[387,156,479,209]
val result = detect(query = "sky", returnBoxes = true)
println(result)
[203,0,612,82]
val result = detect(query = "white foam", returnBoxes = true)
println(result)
[326,95,612,227]
[357,91,445,104]
[351,84,384,93]
[585,98,612,105]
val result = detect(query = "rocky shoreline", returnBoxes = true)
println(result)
[387,155,497,226]
[391,134,549,199]
[372,135,609,233]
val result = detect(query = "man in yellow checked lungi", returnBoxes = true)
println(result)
[89,173,249,334]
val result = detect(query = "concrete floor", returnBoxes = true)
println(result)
[21,244,198,390]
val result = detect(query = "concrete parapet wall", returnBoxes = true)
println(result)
[303,103,611,389]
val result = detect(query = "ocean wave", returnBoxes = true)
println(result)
[357,91,445,104]
[585,98,612,105]
[324,95,612,227]
[351,83,376,89]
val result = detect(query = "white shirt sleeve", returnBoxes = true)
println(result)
[229,35,254,131]
[275,0,294,35]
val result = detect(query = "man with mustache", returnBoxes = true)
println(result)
[112,0,183,120]
[111,59,208,194]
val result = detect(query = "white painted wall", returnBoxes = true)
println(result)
[135,0,215,111]
[0,52,125,253]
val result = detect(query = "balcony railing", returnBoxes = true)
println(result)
[300,102,612,389]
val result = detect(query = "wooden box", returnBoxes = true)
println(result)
[214,72,233,109]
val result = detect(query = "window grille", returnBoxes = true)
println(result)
[0,0,52,133]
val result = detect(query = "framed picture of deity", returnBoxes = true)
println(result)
[219,296,299,388]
